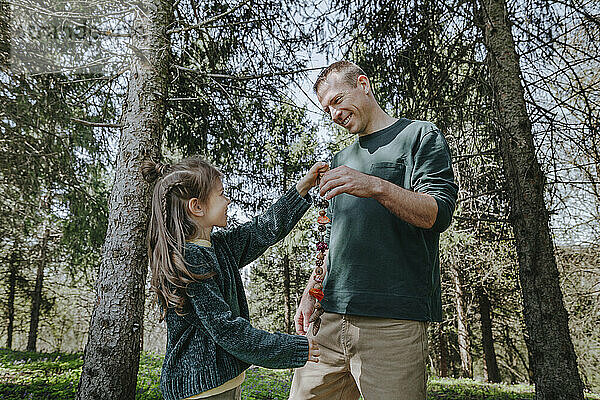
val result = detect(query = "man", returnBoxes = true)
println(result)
[289,61,458,399]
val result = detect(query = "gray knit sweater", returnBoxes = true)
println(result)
[160,187,311,400]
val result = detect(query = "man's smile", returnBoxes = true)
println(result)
[341,114,352,126]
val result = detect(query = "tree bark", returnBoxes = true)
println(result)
[451,265,472,378]
[77,1,171,399]
[478,286,501,383]
[27,225,50,352]
[6,251,18,349]
[478,0,584,398]
[437,323,449,378]
[0,0,9,68]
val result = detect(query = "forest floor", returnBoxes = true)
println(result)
[0,349,598,400]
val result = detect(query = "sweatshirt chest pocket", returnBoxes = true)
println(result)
[369,160,406,187]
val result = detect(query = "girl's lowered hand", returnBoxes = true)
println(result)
[308,338,320,363]
[296,162,329,197]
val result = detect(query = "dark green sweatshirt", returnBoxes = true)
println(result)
[322,119,458,322]
[161,187,311,400]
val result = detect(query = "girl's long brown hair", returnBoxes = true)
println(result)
[141,157,222,319]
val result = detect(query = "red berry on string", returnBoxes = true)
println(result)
[317,215,330,224]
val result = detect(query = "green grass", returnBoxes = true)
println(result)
[0,349,81,400]
[1,349,598,399]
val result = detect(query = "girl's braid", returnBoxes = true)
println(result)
[161,179,179,225]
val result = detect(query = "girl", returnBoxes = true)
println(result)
[142,157,326,400]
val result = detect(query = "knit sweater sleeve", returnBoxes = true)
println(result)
[186,255,309,369]
[213,186,312,268]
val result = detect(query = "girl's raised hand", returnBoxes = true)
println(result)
[308,338,320,363]
[296,162,330,197]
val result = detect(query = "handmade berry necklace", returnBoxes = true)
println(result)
[308,188,329,335]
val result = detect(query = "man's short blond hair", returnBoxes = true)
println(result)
[313,61,367,95]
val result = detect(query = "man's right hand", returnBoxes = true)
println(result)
[295,294,315,335]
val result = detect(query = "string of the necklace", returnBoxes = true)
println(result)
[308,177,328,335]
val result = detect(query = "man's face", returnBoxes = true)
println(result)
[317,72,371,135]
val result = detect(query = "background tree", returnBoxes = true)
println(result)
[477,0,584,397]
[76,0,171,398]
[483,0,600,388]
[556,246,600,389]
[0,68,112,352]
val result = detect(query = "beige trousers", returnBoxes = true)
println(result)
[198,386,241,400]
[289,312,428,400]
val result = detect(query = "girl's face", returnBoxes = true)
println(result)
[202,177,230,228]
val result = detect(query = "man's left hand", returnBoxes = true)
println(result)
[318,165,375,199]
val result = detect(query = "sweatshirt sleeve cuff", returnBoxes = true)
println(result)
[430,196,452,232]
[290,335,310,368]
[285,186,313,211]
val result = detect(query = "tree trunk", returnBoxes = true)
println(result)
[478,286,501,383]
[478,0,584,398]
[437,324,449,378]
[6,251,18,349]
[451,266,472,378]
[27,225,50,352]
[0,0,9,68]
[503,325,532,383]
[77,1,171,399]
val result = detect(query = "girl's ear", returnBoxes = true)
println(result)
[187,198,205,217]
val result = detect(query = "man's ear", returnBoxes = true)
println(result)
[357,75,370,95]
[188,198,205,217]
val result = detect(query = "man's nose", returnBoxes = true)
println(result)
[331,107,342,121]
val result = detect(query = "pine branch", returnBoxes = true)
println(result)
[70,118,121,128]
[173,65,321,81]
[167,0,251,34]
